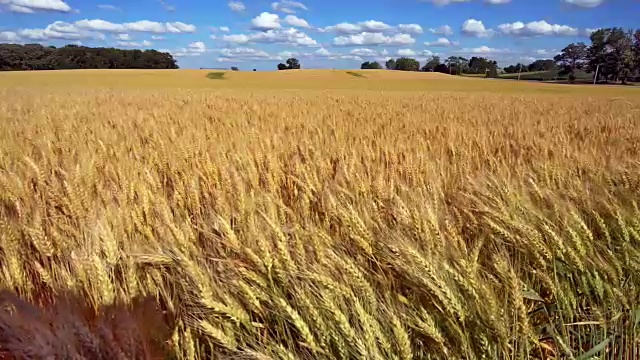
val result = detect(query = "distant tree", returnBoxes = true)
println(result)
[486,66,499,78]
[587,28,635,83]
[360,61,382,69]
[554,42,588,74]
[230,66,239,71]
[253,68,257,71]
[434,63,449,74]
[394,57,420,71]
[286,58,301,69]
[421,56,440,72]
[528,59,556,72]
[385,59,396,70]
[503,64,522,73]
[0,43,178,71]
[467,57,497,74]
[277,63,288,70]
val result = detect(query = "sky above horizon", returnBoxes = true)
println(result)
[0,0,638,70]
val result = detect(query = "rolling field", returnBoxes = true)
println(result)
[1,70,640,359]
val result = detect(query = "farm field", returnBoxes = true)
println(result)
[1,69,640,359]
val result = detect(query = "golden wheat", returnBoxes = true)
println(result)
[0,70,639,359]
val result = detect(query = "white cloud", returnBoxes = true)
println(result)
[73,19,196,34]
[321,20,394,34]
[485,0,510,3]
[0,0,72,13]
[562,0,604,8]
[0,31,20,42]
[424,37,458,47]
[397,48,416,56]
[223,28,318,47]
[117,40,153,47]
[271,0,307,14]
[171,41,208,57]
[115,33,131,40]
[315,47,331,56]
[498,20,579,37]
[220,47,274,59]
[455,45,511,54]
[359,20,393,32]
[278,50,298,58]
[284,15,309,28]
[421,0,471,5]
[216,57,234,62]
[97,4,120,11]
[461,19,494,38]
[429,25,453,36]
[152,35,165,40]
[333,32,415,46]
[251,12,281,30]
[227,0,245,12]
[220,26,230,32]
[15,21,103,41]
[350,48,379,57]
[398,24,423,34]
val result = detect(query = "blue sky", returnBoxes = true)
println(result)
[1,0,638,70]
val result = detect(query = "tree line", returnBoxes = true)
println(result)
[0,43,178,71]
[362,56,499,77]
[361,27,640,83]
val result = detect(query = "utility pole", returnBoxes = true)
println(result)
[517,63,523,82]
[593,64,601,85]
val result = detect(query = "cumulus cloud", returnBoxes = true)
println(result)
[117,40,153,47]
[220,26,230,32]
[97,4,120,11]
[68,19,196,34]
[321,20,395,34]
[0,31,20,42]
[397,48,416,56]
[333,32,415,46]
[461,19,494,38]
[152,35,165,40]
[454,45,511,54]
[227,0,245,12]
[562,0,604,8]
[271,0,307,14]
[485,0,510,3]
[350,48,379,57]
[429,25,453,36]
[223,28,318,47]
[397,24,423,34]
[251,12,281,30]
[498,20,579,37]
[171,41,207,57]
[115,33,131,40]
[284,15,309,28]
[0,0,73,13]
[424,37,458,47]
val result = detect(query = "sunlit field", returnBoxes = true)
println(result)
[0,70,639,359]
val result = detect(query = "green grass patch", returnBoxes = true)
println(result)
[346,71,366,78]
[206,72,226,80]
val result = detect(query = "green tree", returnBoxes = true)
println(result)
[277,63,288,70]
[286,58,301,69]
[528,59,557,72]
[360,61,382,69]
[421,56,440,72]
[467,57,497,74]
[394,57,420,71]
[554,42,588,74]
[385,59,396,70]
[230,66,239,71]
[587,28,635,83]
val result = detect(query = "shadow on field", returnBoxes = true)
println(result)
[206,72,226,80]
[0,291,174,360]
[346,71,366,78]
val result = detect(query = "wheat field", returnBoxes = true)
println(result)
[0,70,639,359]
